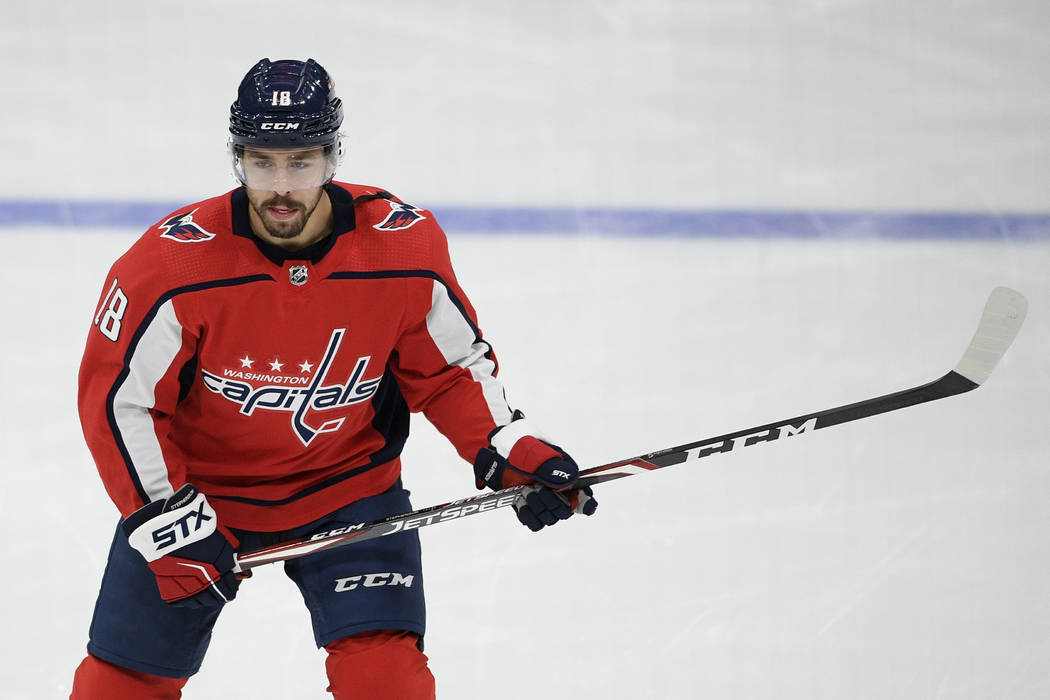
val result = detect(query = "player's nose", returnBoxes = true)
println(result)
[270,173,294,195]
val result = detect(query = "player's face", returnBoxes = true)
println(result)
[241,147,331,245]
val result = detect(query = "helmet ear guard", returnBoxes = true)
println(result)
[229,58,345,185]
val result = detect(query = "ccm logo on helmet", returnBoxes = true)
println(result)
[260,123,301,130]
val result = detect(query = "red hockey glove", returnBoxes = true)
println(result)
[122,484,242,608]
[474,412,598,532]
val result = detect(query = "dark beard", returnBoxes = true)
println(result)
[250,191,323,240]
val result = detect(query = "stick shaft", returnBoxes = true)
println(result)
[235,287,1026,571]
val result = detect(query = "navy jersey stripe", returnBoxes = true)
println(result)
[368,366,411,467]
[326,269,482,337]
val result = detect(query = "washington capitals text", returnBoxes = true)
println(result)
[201,328,383,446]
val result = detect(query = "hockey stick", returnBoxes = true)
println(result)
[234,286,1027,572]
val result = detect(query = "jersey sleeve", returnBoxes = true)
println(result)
[78,253,198,517]
[387,225,515,464]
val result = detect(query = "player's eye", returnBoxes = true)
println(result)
[251,160,274,168]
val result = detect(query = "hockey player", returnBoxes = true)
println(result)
[70,57,596,699]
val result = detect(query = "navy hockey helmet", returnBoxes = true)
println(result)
[229,58,343,149]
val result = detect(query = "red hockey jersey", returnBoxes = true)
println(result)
[79,182,514,531]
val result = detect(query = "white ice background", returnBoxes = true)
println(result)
[1,1,1048,698]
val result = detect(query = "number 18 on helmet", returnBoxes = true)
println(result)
[228,58,344,191]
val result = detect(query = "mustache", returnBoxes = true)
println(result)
[263,197,303,210]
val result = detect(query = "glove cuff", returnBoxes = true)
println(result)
[124,485,219,562]
[473,447,581,491]
[489,412,560,472]
[476,411,580,490]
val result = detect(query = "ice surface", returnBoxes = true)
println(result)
[1,1,1048,698]
[3,232,1047,699]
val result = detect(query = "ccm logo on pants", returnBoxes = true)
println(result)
[334,572,415,592]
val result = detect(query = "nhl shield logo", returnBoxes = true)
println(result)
[289,266,309,286]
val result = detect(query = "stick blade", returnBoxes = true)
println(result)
[953,286,1027,386]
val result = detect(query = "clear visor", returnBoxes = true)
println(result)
[231,144,338,191]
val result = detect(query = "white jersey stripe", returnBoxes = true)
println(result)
[112,300,184,502]
[425,280,513,425]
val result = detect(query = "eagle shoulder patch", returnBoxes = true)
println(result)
[374,201,426,231]
[158,209,216,243]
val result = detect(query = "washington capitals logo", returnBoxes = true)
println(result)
[374,201,426,231]
[158,209,216,243]
[200,329,383,446]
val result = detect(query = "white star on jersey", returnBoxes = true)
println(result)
[270,359,284,372]
[240,356,253,368]
[299,360,314,373]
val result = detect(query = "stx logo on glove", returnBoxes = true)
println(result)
[127,488,220,562]
[153,500,213,550]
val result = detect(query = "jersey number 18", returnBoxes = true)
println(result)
[94,278,129,342]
